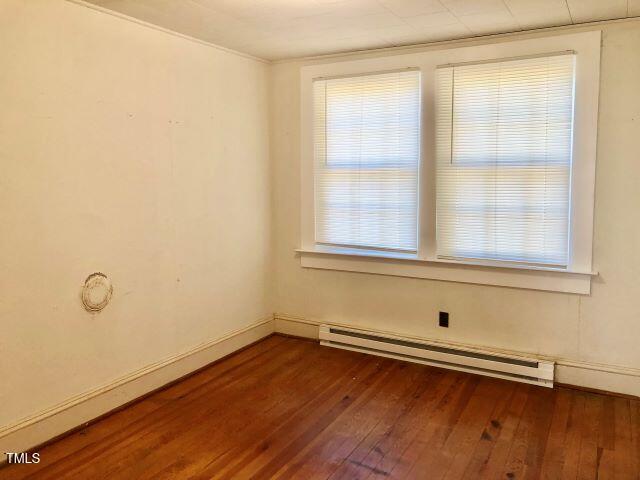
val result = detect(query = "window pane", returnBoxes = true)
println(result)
[314,70,421,252]
[436,54,575,266]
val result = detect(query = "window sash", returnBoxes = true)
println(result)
[313,70,421,253]
[435,53,576,267]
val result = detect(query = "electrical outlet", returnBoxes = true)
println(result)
[439,311,449,328]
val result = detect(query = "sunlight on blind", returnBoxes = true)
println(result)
[314,70,421,252]
[436,54,575,266]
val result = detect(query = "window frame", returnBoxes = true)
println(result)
[299,31,601,294]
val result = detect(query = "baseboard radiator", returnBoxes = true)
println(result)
[319,325,554,387]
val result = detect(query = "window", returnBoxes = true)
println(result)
[300,32,600,294]
[313,70,421,254]
[436,54,575,267]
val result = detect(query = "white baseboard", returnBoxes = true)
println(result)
[554,361,640,397]
[274,316,320,339]
[273,313,640,398]
[0,317,274,454]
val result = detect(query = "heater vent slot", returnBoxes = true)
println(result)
[329,328,538,368]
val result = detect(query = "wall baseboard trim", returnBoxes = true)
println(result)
[273,313,640,398]
[0,317,275,454]
[554,382,640,401]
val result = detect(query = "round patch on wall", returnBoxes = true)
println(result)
[81,272,113,312]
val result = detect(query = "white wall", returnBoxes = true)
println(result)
[0,0,271,431]
[270,21,640,396]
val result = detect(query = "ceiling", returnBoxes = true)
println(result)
[86,0,639,60]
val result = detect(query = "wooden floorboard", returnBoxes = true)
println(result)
[1,336,639,480]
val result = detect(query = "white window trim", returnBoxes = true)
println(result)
[299,31,601,295]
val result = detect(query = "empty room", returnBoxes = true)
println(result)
[1,0,640,478]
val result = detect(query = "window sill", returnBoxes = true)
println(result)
[296,248,597,294]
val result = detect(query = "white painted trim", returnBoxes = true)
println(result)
[555,363,640,397]
[275,316,321,339]
[0,317,275,454]
[298,249,594,294]
[64,0,268,64]
[275,17,640,65]
[273,314,640,397]
[300,31,600,294]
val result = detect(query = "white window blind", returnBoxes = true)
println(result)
[436,53,576,267]
[313,70,421,253]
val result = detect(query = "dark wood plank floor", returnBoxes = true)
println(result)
[2,335,639,479]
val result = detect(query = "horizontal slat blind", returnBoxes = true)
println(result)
[436,54,575,266]
[314,70,420,252]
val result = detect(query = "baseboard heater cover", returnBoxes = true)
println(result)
[319,325,554,387]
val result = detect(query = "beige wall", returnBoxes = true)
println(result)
[0,0,271,429]
[1,0,639,441]
[270,21,640,395]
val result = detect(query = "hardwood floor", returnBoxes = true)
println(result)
[2,335,639,479]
